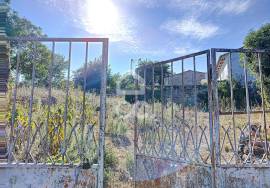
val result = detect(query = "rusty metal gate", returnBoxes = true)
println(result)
[0,37,108,188]
[134,48,270,187]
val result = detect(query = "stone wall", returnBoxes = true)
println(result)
[135,155,270,188]
[0,164,97,188]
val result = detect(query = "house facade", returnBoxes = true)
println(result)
[164,70,207,86]
[217,52,255,82]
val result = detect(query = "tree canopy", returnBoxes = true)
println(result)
[244,23,270,106]
[73,58,119,93]
[6,6,67,87]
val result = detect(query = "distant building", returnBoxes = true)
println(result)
[216,53,255,82]
[164,70,207,86]
[163,70,207,105]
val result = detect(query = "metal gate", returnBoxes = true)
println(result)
[0,37,108,188]
[134,48,270,187]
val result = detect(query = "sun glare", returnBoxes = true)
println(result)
[85,0,120,36]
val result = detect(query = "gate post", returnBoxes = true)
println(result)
[97,39,109,188]
[210,48,220,187]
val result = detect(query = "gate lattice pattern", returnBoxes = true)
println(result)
[135,48,270,174]
[0,37,108,188]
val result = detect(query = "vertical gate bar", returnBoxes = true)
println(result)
[81,42,89,163]
[143,67,147,154]
[181,59,186,159]
[26,43,37,163]
[97,39,108,188]
[211,48,220,165]
[207,50,216,188]
[9,52,21,163]
[46,41,55,159]
[161,64,164,124]
[152,64,155,114]
[258,53,268,157]
[170,62,174,155]
[243,54,252,161]
[171,62,174,127]
[144,67,146,126]
[193,56,198,161]
[228,52,237,161]
[134,65,139,187]
[181,60,185,120]
[63,42,72,163]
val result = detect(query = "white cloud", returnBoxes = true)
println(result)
[170,0,253,15]
[218,0,252,14]
[161,17,219,39]
[173,46,199,55]
[136,0,161,8]
[119,0,162,8]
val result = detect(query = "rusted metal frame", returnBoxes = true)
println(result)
[181,59,185,120]
[62,42,72,164]
[198,125,211,163]
[206,50,213,159]
[160,64,166,156]
[138,69,146,155]
[136,69,146,155]
[134,61,139,185]
[171,127,180,159]
[46,41,55,163]
[243,54,253,163]
[185,125,196,162]
[139,50,209,69]
[211,49,220,165]
[80,42,89,163]
[197,126,210,162]
[193,56,199,161]
[97,39,108,188]
[228,52,238,162]
[220,110,270,115]
[9,52,21,163]
[143,67,148,154]
[65,123,80,163]
[258,53,269,159]
[170,62,174,154]
[161,64,164,125]
[6,37,108,43]
[208,49,217,188]
[25,43,37,163]
[151,64,156,156]
[220,127,234,164]
[151,64,155,114]
[181,59,186,159]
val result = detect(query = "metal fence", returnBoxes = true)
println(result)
[134,48,270,186]
[134,50,212,164]
[0,37,108,188]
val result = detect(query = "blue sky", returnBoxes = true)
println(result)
[11,0,270,74]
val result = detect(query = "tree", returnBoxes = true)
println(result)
[6,6,67,87]
[137,59,170,86]
[73,58,118,93]
[119,59,171,103]
[18,43,68,87]
[244,23,270,106]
